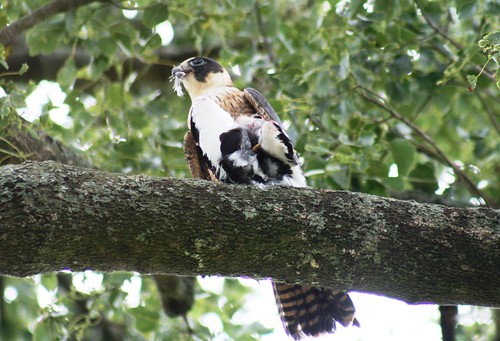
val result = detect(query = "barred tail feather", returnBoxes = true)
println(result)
[273,282,358,340]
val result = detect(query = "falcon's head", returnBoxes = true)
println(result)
[171,57,233,99]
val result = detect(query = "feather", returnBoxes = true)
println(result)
[170,73,185,97]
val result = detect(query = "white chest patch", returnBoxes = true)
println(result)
[189,96,237,177]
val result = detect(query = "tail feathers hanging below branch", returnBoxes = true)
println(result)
[273,282,359,340]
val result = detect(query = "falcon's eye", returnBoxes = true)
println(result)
[189,58,206,67]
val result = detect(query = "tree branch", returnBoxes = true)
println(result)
[254,0,277,67]
[1,161,499,307]
[354,85,494,207]
[0,119,92,168]
[0,0,106,46]
[413,0,462,50]
[413,0,496,82]
[474,90,500,137]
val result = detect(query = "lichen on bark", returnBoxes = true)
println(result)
[0,161,499,307]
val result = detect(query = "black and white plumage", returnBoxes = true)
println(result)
[172,56,358,339]
[188,95,305,187]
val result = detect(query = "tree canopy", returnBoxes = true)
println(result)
[0,0,499,340]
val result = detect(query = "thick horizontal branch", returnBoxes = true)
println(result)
[1,161,499,307]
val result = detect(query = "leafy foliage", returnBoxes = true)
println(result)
[0,0,499,339]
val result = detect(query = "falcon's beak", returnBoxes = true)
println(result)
[170,65,190,97]
[171,66,190,79]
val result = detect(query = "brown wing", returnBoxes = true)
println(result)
[208,87,280,123]
[183,131,217,181]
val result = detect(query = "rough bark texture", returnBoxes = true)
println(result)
[1,161,499,307]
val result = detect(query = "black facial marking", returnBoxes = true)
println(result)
[189,57,224,83]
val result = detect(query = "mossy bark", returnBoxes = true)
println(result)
[1,161,499,307]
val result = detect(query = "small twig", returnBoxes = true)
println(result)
[355,85,493,207]
[254,0,277,66]
[414,0,496,82]
[414,0,462,50]
[474,90,500,137]
[0,0,106,46]
[182,314,195,337]
[306,112,339,140]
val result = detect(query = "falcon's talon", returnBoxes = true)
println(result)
[252,143,262,153]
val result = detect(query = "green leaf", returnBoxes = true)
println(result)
[329,166,350,189]
[367,160,389,178]
[390,139,415,176]
[41,274,58,291]
[26,21,66,54]
[383,176,405,191]
[103,272,133,287]
[106,83,123,108]
[338,51,350,80]
[467,74,477,90]
[409,163,438,193]
[143,33,162,51]
[0,13,7,29]
[89,56,110,80]
[129,306,160,333]
[484,31,500,45]
[347,0,365,18]
[98,37,118,56]
[18,63,29,75]
[33,318,62,341]
[391,55,412,78]
[57,58,76,88]
[457,2,476,20]
[358,132,375,147]
[142,4,169,28]
[304,144,332,155]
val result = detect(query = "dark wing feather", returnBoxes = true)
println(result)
[243,88,285,129]
[183,131,217,181]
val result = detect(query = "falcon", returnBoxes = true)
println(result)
[171,56,359,339]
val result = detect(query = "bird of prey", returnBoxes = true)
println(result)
[171,56,359,339]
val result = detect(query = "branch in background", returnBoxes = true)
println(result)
[413,0,496,82]
[413,0,462,50]
[440,306,458,341]
[354,84,494,207]
[0,0,106,46]
[254,0,277,66]
[474,91,500,137]
[0,119,92,168]
[1,161,499,307]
